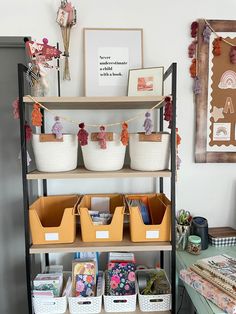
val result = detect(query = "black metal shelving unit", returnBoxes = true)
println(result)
[18,62,177,314]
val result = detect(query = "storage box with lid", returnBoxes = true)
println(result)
[125,193,171,242]
[129,132,170,171]
[78,194,125,242]
[29,195,79,244]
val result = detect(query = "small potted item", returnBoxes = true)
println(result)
[129,112,170,171]
[176,209,192,250]
[79,125,126,171]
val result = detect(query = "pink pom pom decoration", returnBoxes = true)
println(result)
[52,116,63,139]
[12,98,20,119]
[97,126,107,149]
[77,123,89,146]
[25,122,32,142]
[143,112,153,135]
[188,41,196,58]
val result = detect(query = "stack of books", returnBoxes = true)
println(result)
[180,254,236,314]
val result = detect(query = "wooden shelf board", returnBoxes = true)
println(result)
[64,308,171,314]
[23,95,164,109]
[29,229,172,254]
[27,167,171,180]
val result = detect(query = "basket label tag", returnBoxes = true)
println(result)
[146,230,160,239]
[139,133,162,142]
[39,134,63,142]
[45,233,59,241]
[91,132,113,141]
[96,231,109,239]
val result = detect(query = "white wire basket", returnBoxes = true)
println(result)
[137,269,171,312]
[68,271,103,314]
[33,294,67,314]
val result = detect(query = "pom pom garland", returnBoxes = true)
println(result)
[97,126,107,149]
[191,21,199,38]
[164,97,172,129]
[143,112,153,135]
[120,122,129,146]
[190,58,197,78]
[52,116,63,139]
[77,122,89,146]
[31,103,42,126]
[203,25,211,43]
[213,37,222,56]
[188,41,196,58]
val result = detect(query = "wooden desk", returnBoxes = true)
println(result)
[176,245,236,314]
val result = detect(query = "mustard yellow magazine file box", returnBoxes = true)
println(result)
[78,194,125,242]
[126,193,171,242]
[29,195,79,244]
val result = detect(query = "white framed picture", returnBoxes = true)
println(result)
[128,67,164,96]
[84,28,143,96]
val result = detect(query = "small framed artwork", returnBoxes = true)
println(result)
[84,28,143,96]
[128,67,164,96]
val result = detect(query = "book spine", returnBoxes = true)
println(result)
[180,269,236,314]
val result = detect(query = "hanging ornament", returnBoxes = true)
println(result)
[97,126,107,149]
[164,97,172,129]
[229,46,236,64]
[202,25,211,43]
[120,122,129,146]
[191,21,199,38]
[52,116,63,139]
[176,128,181,146]
[190,58,197,78]
[77,122,89,146]
[12,98,20,119]
[143,112,153,135]
[25,122,32,142]
[193,76,201,95]
[188,41,196,58]
[32,103,43,126]
[213,37,222,56]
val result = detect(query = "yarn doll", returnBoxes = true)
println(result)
[97,126,107,149]
[52,116,63,139]
[77,123,89,146]
[120,122,129,146]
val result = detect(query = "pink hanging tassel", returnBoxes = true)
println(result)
[97,126,107,149]
[188,41,196,58]
[193,76,201,95]
[77,123,89,146]
[52,116,63,139]
[120,122,129,146]
[25,122,32,142]
[203,25,211,43]
[143,112,153,135]
[12,98,20,119]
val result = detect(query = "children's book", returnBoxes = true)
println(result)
[189,254,236,299]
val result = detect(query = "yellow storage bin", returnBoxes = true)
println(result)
[29,195,79,245]
[78,194,125,242]
[126,193,171,242]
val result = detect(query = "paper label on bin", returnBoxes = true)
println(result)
[146,230,160,239]
[96,231,109,239]
[45,233,59,241]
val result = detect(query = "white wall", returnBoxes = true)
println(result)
[2,0,236,227]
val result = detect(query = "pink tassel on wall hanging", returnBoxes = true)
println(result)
[97,126,107,149]
[52,116,63,139]
[188,41,196,58]
[77,122,89,146]
[120,122,129,146]
[191,21,199,38]
[25,122,32,142]
[143,112,153,135]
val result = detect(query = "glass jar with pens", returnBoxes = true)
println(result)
[176,209,192,250]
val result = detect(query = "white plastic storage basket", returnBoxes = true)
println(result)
[33,295,67,314]
[68,271,104,314]
[137,269,171,312]
[32,134,78,172]
[81,133,126,171]
[129,133,170,171]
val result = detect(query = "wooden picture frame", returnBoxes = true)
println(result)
[195,19,236,163]
[84,28,143,96]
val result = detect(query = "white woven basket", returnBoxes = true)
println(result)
[81,133,126,171]
[129,133,170,171]
[68,271,103,314]
[137,269,171,312]
[33,295,67,314]
[32,134,78,172]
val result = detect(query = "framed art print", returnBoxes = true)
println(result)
[128,67,164,96]
[84,28,143,96]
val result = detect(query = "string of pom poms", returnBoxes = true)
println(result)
[26,94,168,128]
